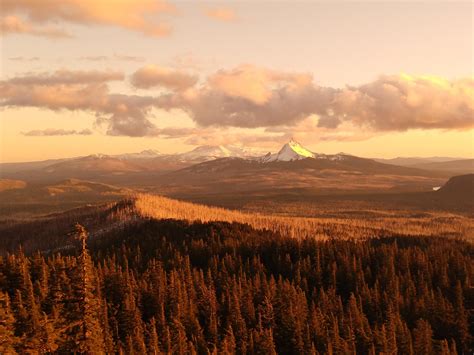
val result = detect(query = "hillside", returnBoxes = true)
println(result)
[0,144,264,183]
[43,154,144,174]
[0,196,472,353]
[157,153,447,197]
[1,193,473,255]
[438,174,474,198]
[0,179,132,218]
[0,179,27,192]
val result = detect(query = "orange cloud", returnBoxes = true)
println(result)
[1,67,473,138]
[80,54,145,62]
[23,128,93,136]
[204,7,237,22]
[2,0,176,37]
[5,69,124,85]
[208,65,313,105]
[325,75,474,131]
[0,70,158,136]
[156,68,474,132]
[131,65,198,91]
[0,15,71,38]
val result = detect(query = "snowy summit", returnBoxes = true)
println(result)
[260,139,316,162]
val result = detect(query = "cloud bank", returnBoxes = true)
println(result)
[171,67,473,132]
[0,69,158,136]
[131,65,198,91]
[23,128,93,136]
[0,15,71,38]
[80,54,145,62]
[1,65,472,139]
[1,0,175,37]
[322,74,474,131]
[4,70,124,85]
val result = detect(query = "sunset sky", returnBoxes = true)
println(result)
[1,0,473,162]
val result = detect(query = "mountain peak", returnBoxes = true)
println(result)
[85,153,109,159]
[261,140,315,162]
[140,149,161,155]
[114,149,162,159]
[279,140,314,158]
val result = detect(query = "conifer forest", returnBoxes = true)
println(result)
[0,199,472,354]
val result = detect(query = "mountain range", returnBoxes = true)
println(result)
[1,140,473,217]
[1,140,471,192]
[375,156,473,174]
[4,139,471,174]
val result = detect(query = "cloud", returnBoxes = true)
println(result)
[265,117,377,143]
[204,7,237,22]
[80,54,145,62]
[166,65,334,128]
[207,65,314,105]
[2,0,175,37]
[80,56,108,62]
[159,66,473,132]
[181,128,289,148]
[0,70,158,136]
[150,127,202,138]
[131,65,198,91]
[8,56,40,61]
[22,128,93,136]
[1,66,472,139]
[114,54,146,62]
[0,15,72,38]
[3,69,124,85]
[320,74,474,131]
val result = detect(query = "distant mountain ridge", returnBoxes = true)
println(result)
[0,140,464,187]
[375,156,464,165]
[0,144,262,177]
[2,141,467,172]
[375,156,474,174]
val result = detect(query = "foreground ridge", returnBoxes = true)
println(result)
[130,194,473,241]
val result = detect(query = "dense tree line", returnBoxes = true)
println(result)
[0,219,472,354]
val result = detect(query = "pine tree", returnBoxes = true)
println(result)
[61,223,105,353]
[253,327,277,355]
[0,291,18,354]
[453,281,470,353]
[413,319,433,355]
[220,325,236,354]
[146,318,162,354]
[171,317,188,355]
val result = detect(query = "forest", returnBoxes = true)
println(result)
[0,216,472,354]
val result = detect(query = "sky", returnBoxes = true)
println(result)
[1,0,473,162]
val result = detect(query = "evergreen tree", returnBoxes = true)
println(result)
[0,291,18,354]
[413,319,433,355]
[61,223,105,353]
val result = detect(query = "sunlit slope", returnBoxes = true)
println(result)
[132,194,473,240]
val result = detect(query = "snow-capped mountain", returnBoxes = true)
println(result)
[110,145,263,164]
[171,145,263,162]
[260,139,315,162]
[114,149,162,160]
[257,139,351,163]
[176,145,234,161]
